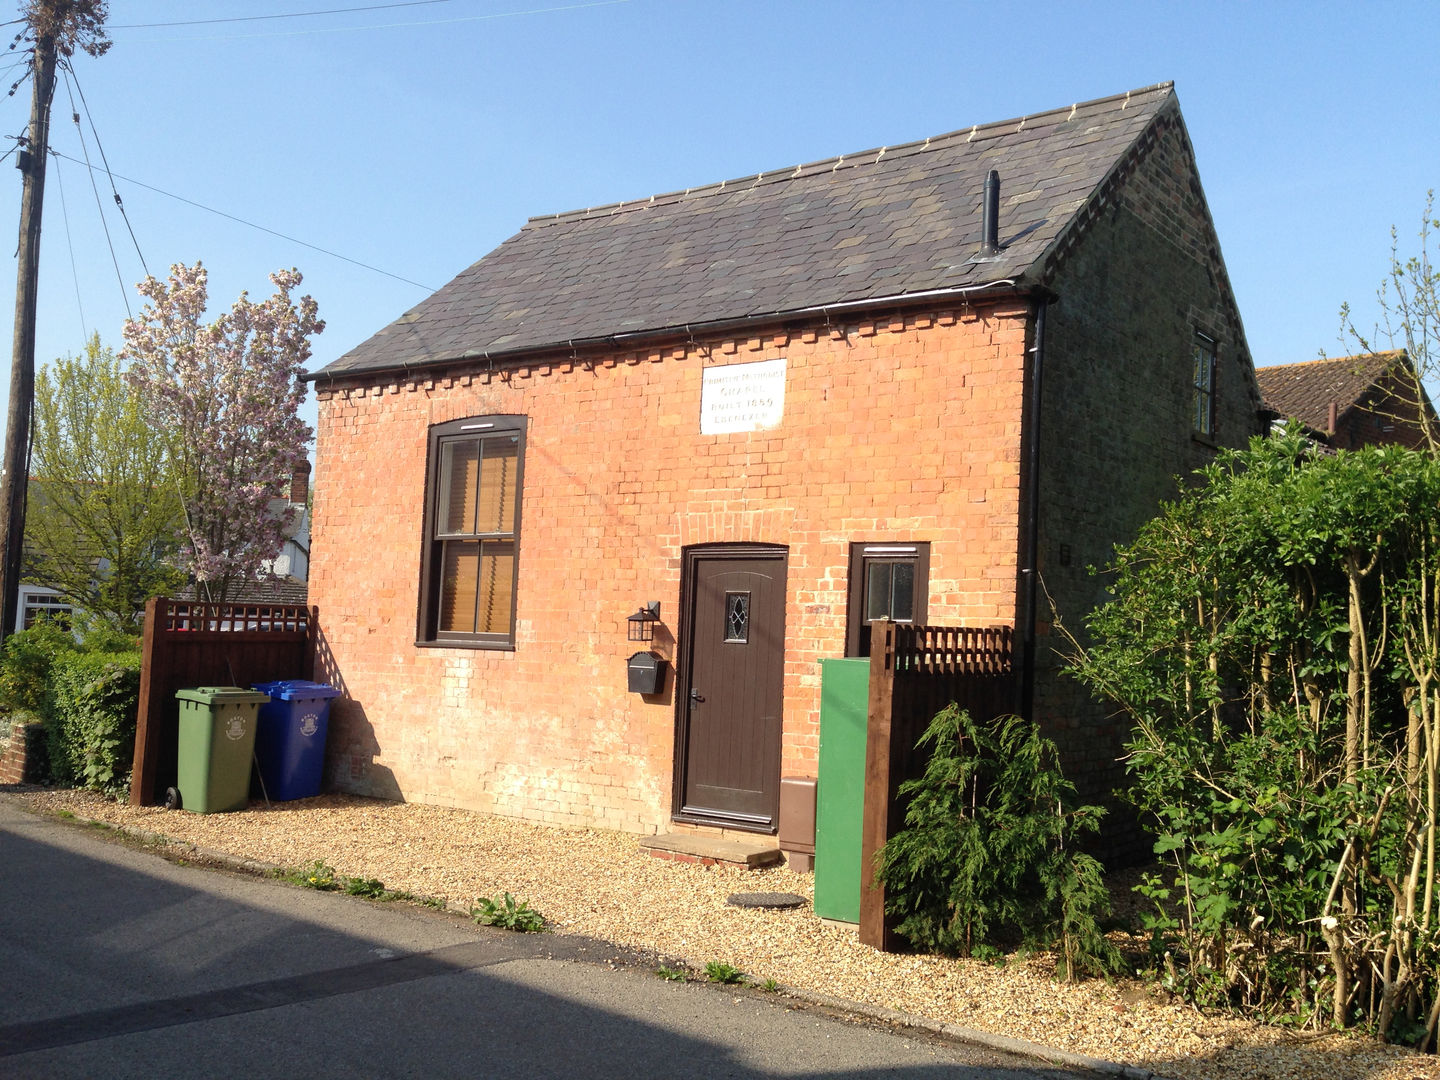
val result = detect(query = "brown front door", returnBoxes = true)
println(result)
[675,546,787,831]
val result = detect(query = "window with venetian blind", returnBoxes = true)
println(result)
[418,415,525,647]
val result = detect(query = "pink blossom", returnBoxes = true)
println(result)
[121,261,323,602]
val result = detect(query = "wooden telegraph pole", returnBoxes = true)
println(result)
[0,2,108,642]
[0,24,59,642]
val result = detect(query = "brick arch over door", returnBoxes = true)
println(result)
[673,543,787,832]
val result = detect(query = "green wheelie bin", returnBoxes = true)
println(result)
[172,686,272,813]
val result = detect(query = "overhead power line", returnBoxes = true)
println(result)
[64,62,148,278]
[109,0,457,30]
[59,68,131,316]
[49,154,89,341]
[46,149,436,292]
[108,0,629,40]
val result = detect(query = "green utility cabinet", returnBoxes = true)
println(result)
[174,686,271,813]
[814,658,869,923]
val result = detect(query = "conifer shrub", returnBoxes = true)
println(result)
[876,705,1119,980]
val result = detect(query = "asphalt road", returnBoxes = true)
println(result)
[0,798,1099,1080]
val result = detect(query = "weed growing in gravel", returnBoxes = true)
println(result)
[972,943,1006,966]
[274,860,339,891]
[343,876,389,899]
[272,865,438,906]
[375,887,446,909]
[472,892,545,932]
[705,962,744,985]
[56,809,74,820]
[758,977,780,992]
[656,965,687,982]
[301,860,337,890]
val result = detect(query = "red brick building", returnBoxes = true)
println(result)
[307,83,1262,844]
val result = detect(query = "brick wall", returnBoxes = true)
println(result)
[311,302,1031,833]
[1029,110,1262,860]
[0,721,45,784]
[1332,366,1433,451]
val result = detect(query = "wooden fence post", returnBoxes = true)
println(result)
[860,619,899,950]
[129,595,166,805]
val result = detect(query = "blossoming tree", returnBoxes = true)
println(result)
[123,262,323,604]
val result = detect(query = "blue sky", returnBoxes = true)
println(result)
[0,0,1436,441]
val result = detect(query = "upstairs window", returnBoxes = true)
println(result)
[1192,333,1217,436]
[845,542,930,659]
[18,589,71,633]
[418,415,526,648]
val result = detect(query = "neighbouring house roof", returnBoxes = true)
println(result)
[226,576,308,606]
[1255,351,1411,431]
[317,83,1182,381]
[266,497,309,545]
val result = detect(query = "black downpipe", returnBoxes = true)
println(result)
[1017,299,1047,720]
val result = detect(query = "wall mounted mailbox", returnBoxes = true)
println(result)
[627,651,666,694]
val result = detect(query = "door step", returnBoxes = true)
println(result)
[640,833,782,869]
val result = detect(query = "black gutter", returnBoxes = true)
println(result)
[303,280,1033,389]
[1017,297,1047,720]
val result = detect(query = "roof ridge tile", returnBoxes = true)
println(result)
[521,83,1174,231]
[1259,351,1402,374]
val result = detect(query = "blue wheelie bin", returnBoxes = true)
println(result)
[250,680,341,801]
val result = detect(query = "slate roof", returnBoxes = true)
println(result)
[1255,352,1405,430]
[319,84,1180,380]
[227,576,309,606]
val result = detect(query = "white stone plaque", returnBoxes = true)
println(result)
[700,358,786,435]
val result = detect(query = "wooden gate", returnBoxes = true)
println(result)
[859,622,1015,949]
[129,596,316,806]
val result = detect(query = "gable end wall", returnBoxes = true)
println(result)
[1031,111,1261,860]
[1332,366,1434,451]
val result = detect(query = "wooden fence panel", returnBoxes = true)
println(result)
[860,622,1015,950]
[129,597,316,806]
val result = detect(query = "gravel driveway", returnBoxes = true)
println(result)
[8,789,1435,1080]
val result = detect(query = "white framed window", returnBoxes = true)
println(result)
[18,588,71,633]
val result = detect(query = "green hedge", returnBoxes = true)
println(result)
[0,618,74,715]
[44,650,141,797]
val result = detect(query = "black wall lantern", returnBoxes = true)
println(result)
[626,601,661,643]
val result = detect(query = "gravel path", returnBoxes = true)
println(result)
[9,788,1436,1080]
